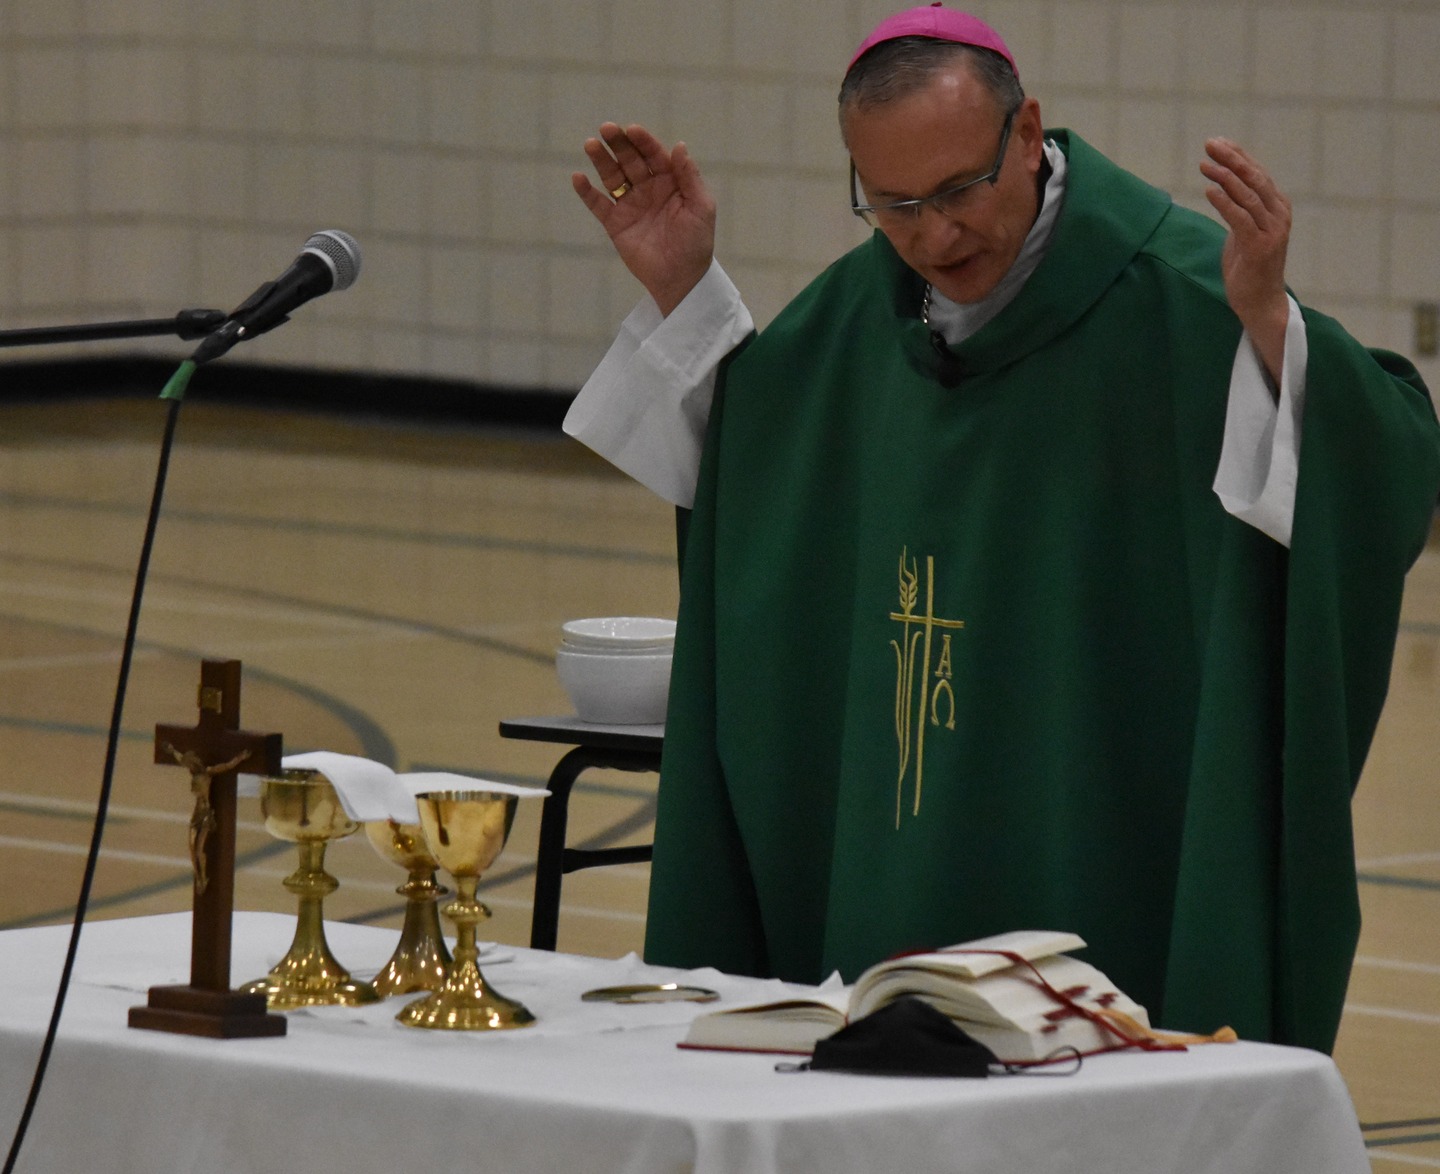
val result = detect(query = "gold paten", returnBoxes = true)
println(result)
[397,791,535,1031]
[581,984,719,1004]
[363,818,452,996]
[240,769,380,1010]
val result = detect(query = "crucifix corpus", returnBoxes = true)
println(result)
[129,658,287,1039]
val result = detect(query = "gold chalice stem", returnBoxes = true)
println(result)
[396,874,534,1030]
[370,865,451,997]
[242,840,379,1009]
[446,875,486,989]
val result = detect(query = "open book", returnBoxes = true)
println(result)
[679,930,1152,1064]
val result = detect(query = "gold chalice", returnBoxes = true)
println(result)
[363,818,452,996]
[397,790,534,1030]
[241,768,380,1009]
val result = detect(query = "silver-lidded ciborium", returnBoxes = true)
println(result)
[397,789,533,1030]
[241,768,380,1009]
[363,817,452,996]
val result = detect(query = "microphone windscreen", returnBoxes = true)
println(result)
[302,230,362,291]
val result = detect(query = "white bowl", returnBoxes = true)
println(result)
[560,616,676,652]
[555,646,672,725]
[559,638,670,657]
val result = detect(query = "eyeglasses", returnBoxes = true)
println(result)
[850,103,1020,229]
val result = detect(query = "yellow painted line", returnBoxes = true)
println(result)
[0,650,133,673]
[0,791,192,824]
[1345,1003,1440,1027]
[0,834,193,870]
[0,580,389,631]
[1355,955,1440,977]
[0,791,277,835]
[0,837,644,925]
[0,830,516,869]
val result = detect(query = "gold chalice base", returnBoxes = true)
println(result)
[241,966,380,1011]
[396,966,535,1031]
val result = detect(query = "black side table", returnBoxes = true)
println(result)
[499,716,663,950]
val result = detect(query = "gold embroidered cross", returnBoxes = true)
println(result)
[889,548,964,828]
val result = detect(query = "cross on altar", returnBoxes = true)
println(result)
[129,659,287,1039]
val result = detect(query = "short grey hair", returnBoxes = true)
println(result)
[838,37,1023,138]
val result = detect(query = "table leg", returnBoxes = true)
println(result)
[529,746,661,951]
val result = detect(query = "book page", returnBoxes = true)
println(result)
[850,930,1087,1007]
[851,953,1143,1032]
[680,989,850,1054]
[920,929,1088,978]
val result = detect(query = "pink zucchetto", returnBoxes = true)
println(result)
[847,4,1017,78]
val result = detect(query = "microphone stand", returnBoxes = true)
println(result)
[1,322,217,1174]
[0,308,227,349]
[4,258,351,1165]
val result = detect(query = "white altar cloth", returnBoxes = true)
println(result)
[0,913,1368,1174]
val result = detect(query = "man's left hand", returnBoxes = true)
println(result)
[1201,138,1291,386]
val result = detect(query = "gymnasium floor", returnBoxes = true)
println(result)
[0,393,1435,1167]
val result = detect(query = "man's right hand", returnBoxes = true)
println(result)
[572,123,717,317]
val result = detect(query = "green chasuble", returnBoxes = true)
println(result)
[645,130,1440,1053]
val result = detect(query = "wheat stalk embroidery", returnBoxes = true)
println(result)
[888,548,964,828]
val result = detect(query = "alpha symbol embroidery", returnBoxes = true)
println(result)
[888,548,964,828]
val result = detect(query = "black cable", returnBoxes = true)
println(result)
[3,393,185,1174]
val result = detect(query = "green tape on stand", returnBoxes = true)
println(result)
[160,360,196,402]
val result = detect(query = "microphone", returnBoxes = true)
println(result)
[190,229,361,364]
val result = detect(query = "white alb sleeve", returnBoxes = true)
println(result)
[563,261,754,508]
[1212,295,1308,548]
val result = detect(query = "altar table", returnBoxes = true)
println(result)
[0,913,1369,1174]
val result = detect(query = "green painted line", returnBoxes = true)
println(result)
[1366,1131,1440,1149]
[241,665,397,768]
[0,714,149,741]
[1363,1117,1440,1132]
[0,609,399,768]
[344,903,407,926]
[0,838,292,932]
[0,491,671,566]
[1357,871,1440,893]
[0,552,562,667]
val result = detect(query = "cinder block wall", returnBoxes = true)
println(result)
[0,0,1435,393]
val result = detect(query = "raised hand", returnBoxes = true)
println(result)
[1200,138,1292,385]
[572,123,718,317]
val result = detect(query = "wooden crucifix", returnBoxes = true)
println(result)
[129,659,287,1039]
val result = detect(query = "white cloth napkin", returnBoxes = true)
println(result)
[237,755,548,823]
[279,751,419,823]
[393,771,549,806]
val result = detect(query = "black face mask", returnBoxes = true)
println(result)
[805,997,997,1078]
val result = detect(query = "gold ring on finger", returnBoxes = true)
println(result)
[610,181,632,199]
